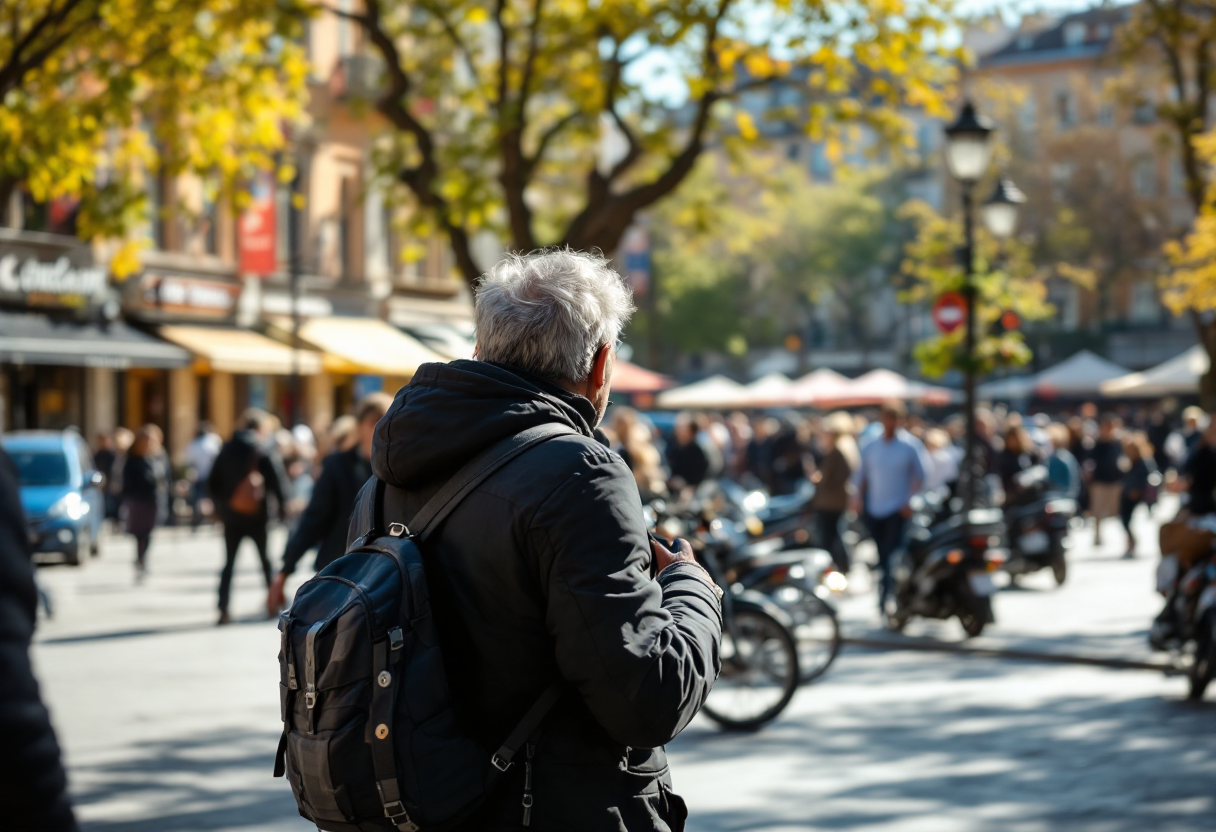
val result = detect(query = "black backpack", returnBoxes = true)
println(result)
[274,423,574,831]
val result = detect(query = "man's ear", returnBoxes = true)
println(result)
[594,343,612,387]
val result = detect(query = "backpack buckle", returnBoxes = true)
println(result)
[388,523,409,538]
[491,753,513,772]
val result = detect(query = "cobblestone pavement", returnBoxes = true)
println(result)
[28,500,1216,832]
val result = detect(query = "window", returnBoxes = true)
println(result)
[1129,281,1160,324]
[1056,90,1076,130]
[1133,157,1157,197]
[202,179,219,255]
[146,170,166,249]
[809,143,832,181]
[1133,95,1155,124]
[1050,162,1076,201]
[1063,22,1087,47]
[786,143,800,162]
[1169,158,1187,196]
[1019,94,1037,132]
[1017,34,1035,50]
[337,0,354,58]
[1050,282,1080,330]
[1096,100,1115,127]
[338,176,355,278]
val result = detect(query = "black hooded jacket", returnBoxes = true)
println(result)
[353,360,722,831]
[0,449,79,832]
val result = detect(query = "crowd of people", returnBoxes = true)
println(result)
[81,393,1216,624]
[600,400,1216,584]
[87,394,394,623]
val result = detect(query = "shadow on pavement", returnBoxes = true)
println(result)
[672,651,1216,832]
[73,729,307,832]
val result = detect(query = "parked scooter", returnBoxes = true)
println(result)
[1002,466,1075,586]
[1152,546,1216,701]
[887,508,1008,637]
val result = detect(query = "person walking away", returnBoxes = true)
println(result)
[185,421,221,529]
[0,446,80,831]
[267,393,394,614]
[923,428,960,493]
[852,400,926,619]
[93,432,118,523]
[352,249,721,830]
[1119,433,1157,559]
[1045,423,1081,498]
[1087,415,1124,547]
[106,427,134,522]
[995,425,1036,504]
[811,411,858,573]
[208,409,286,625]
[609,406,667,500]
[120,425,168,581]
[667,411,712,488]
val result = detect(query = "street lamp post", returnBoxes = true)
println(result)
[943,101,1024,512]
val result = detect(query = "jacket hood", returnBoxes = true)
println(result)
[372,360,597,489]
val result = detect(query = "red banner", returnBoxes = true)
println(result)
[238,172,277,277]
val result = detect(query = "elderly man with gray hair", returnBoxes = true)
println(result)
[354,249,722,831]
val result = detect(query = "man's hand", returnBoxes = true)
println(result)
[267,573,288,617]
[650,536,696,576]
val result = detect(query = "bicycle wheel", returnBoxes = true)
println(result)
[768,584,841,683]
[701,607,800,731]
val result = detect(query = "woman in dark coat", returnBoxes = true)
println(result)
[121,425,168,580]
[1119,432,1157,559]
[810,412,859,573]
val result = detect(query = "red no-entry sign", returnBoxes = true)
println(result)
[932,291,967,335]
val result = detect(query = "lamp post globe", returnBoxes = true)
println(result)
[981,177,1026,239]
[944,100,996,184]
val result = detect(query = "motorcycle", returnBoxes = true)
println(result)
[1002,466,1075,587]
[648,499,802,731]
[1152,548,1216,701]
[887,507,1008,638]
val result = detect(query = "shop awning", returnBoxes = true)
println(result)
[159,325,322,375]
[0,311,190,369]
[292,317,447,377]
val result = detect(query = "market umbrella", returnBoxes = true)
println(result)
[1100,345,1210,397]
[656,375,746,409]
[611,359,676,394]
[790,368,854,406]
[736,373,794,408]
[817,368,955,407]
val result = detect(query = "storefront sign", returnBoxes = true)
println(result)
[0,253,108,308]
[238,172,277,277]
[139,274,240,319]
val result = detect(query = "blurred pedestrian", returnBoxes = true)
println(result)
[185,421,221,529]
[106,427,134,521]
[93,432,117,521]
[853,400,925,618]
[120,425,168,581]
[923,428,960,492]
[1087,414,1124,547]
[811,412,858,573]
[1179,416,1216,517]
[268,394,393,614]
[610,407,667,499]
[208,409,287,625]
[1119,432,1157,559]
[0,446,80,831]
[668,412,714,488]
[1045,423,1081,498]
[995,424,1036,502]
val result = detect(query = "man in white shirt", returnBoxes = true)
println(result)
[852,401,926,615]
[185,422,222,528]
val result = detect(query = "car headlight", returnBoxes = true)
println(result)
[46,492,87,521]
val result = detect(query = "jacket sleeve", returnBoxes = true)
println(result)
[259,451,288,519]
[530,449,722,749]
[280,457,339,576]
[0,451,79,832]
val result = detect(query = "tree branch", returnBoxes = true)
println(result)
[414,0,481,89]
[350,0,481,283]
[0,0,94,97]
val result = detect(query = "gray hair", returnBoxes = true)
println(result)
[475,249,635,383]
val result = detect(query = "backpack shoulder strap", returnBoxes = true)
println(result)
[407,422,577,542]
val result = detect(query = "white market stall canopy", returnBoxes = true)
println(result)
[979,350,1130,400]
[736,373,793,408]
[656,375,746,409]
[790,368,853,406]
[815,368,955,407]
[1100,345,1210,397]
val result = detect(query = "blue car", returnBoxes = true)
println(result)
[3,431,104,565]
